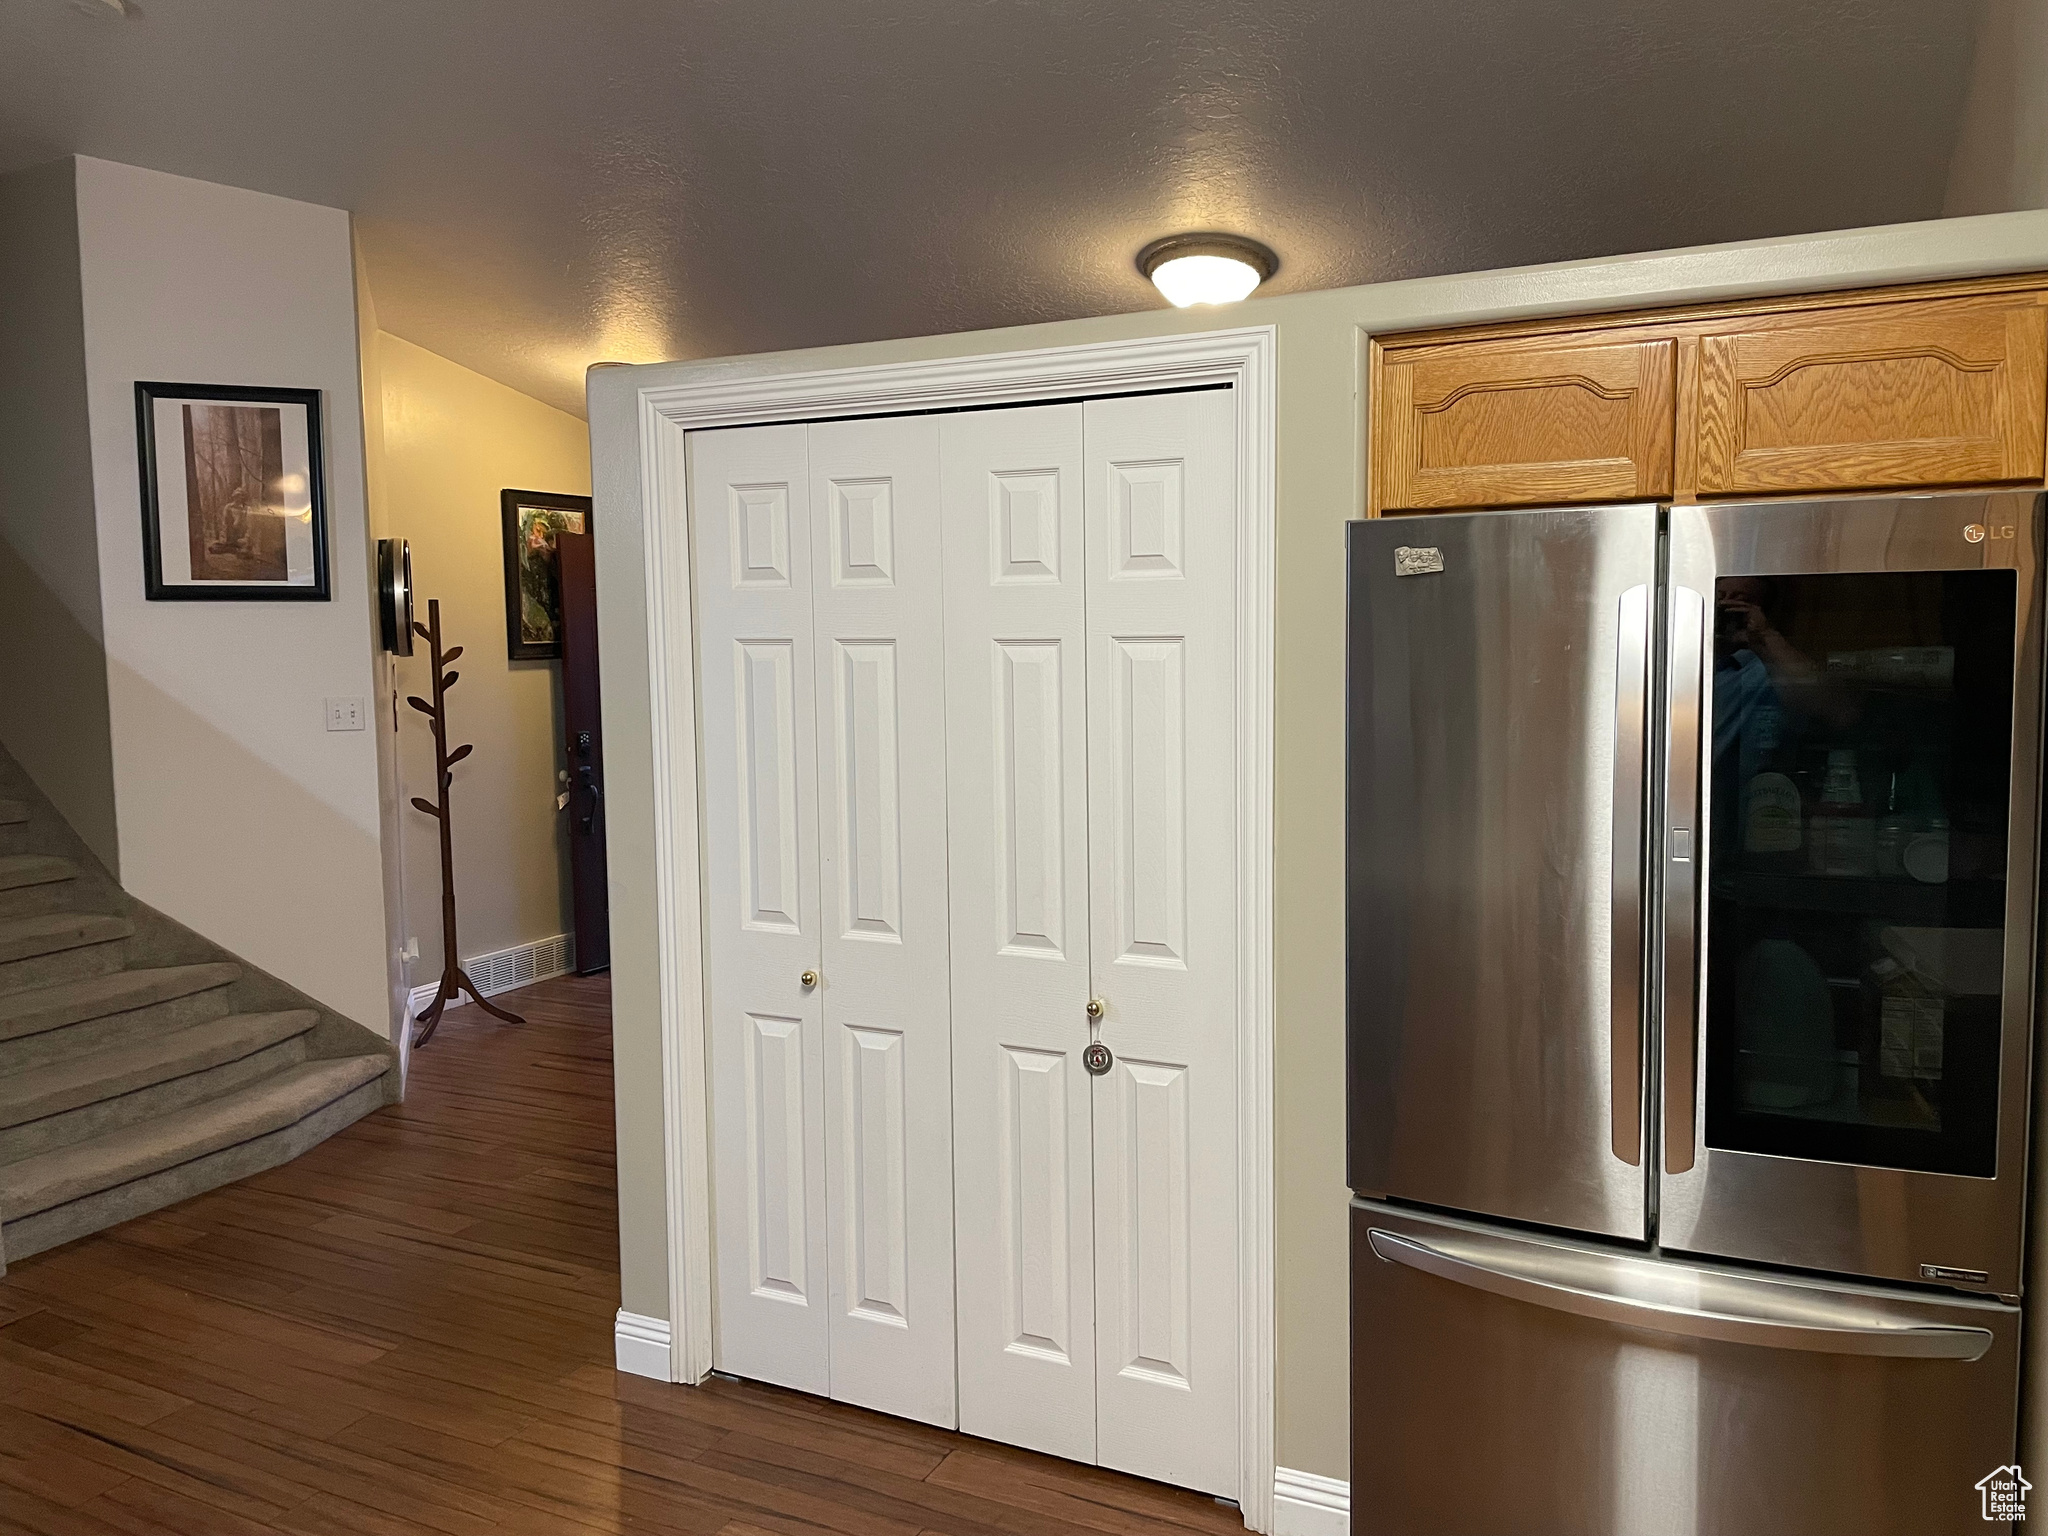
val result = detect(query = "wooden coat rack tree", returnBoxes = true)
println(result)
[408,598,522,1045]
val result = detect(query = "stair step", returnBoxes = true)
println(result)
[0,801,25,826]
[0,913,132,966]
[0,855,74,893]
[0,911,133,997]
[0,964,240,1046]
[0,1055,390,1224]
[0,1011,319,1130]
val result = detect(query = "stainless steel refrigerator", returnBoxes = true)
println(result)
[1347,491,2044,1536]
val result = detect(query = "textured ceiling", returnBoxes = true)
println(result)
[0,0,1986,415]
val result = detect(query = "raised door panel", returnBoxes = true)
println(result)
[994,640,1069,957]
[690,423,829,1393]
[1081,390,1239,1498]
[831,640,902,939]
[1103,1058,1192,1389]
[998,1044,1080,1364]
[806,416,958,1428]
[1691,294,2048,496]
[738,640,804,930]
[839,1024,909,1321]
[743,1011,813,1302]
[942,404,1099,1464]
[1373,335,1675,512]
[1106,637,1188,967]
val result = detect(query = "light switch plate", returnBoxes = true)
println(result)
[325,696,366,732]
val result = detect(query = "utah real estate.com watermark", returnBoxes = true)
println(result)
[1979,1465,2031,1522]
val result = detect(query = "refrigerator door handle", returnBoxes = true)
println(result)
[1366,1229,1994,1361]
[1610,585,1650,1164]
[1661,585,1707,1175]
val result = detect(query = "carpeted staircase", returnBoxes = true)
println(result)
[0,751,396,1272]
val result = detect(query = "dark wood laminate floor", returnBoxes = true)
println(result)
[0,974,1246,1536]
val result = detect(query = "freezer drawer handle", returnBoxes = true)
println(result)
[1366,1229,1994,1361]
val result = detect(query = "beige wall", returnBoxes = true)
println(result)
[1945,0,2048,216]
[592,206,2048,1484]
[0,159,119,871]
[368,331,589,978]
[69,156,396,1037]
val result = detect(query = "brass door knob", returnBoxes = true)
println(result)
[1085,997,1105,1019]
[800,970,819,988]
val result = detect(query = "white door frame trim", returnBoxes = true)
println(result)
[627,324,1278,1531]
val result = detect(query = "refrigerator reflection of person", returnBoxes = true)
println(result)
[1713,576,1857,795]
[1712,577,1863,1115]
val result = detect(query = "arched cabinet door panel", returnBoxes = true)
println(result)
[1371,334,1676,513]
[1689,293,2048,497]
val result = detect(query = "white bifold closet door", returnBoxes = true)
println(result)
[692,416,959,1428]
[1079,390,1239,1496]
[942,404,1098,1459]
[946,389,1241,1497]
[692,422,829,1395]
[691,387,1240,1495]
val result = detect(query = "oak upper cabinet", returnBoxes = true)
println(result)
[1369,278,2048,517]
[1371,333,1675,513]
[1687,292,2048,497]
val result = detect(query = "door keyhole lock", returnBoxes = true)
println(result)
[1085,997,1105,1020]
[1083,1041,1114,1076]
[800,970,819,988]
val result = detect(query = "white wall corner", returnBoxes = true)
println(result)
[1273,1468,1348,1536]
[614,1309,674,1381]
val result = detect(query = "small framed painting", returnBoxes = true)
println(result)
[501,489,593,660]
[134,382,329,601]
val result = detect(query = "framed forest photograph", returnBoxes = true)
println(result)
[135,382,329,601]
[500,488,592,660]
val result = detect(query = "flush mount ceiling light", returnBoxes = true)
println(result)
[1138,232,1277,308]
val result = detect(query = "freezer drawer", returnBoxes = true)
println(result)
[1351,1201,2020,1536]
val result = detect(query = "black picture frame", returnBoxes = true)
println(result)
[500,488,593,661]
[135,381,330,601]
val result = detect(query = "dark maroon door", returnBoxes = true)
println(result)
[556,530,610,974]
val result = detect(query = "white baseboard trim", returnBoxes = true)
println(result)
[614,1309,673,1380]
[1273,1468,1348,1536]
[408,932,575,1015]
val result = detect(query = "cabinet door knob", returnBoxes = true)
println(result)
[1085,997,1105,1020]
[800,970,819,988]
